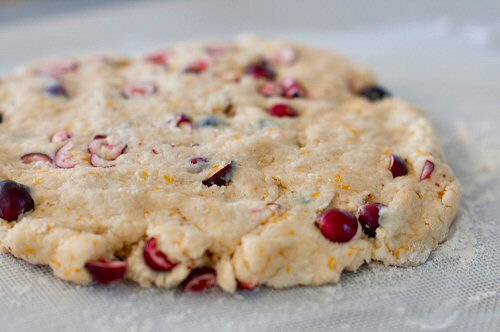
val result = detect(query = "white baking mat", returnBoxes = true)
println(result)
[0,1,499,331]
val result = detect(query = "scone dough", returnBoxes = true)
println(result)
[0,36,460,292]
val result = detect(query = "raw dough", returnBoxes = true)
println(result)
[0,36,460,292]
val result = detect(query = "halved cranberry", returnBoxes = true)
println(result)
[88,136,127,161]
[146,51,170,66]
[389,154,408,178]
[50,130,71,143]
[90,154,115,168]
[259,81,284,97]
[54,141,78,168]
[316,208,358,243]
[21,153,53,165]
[36,60,78,78]
[358,203,384,238]
[0,180,35,222]
[171,113,193,131]
[143,237,177,272]
[46,82,68,98]
[282,77,306,98]
[188,156,209,173]
[244,59,276,80]
[420,160,435,181]
[359,85,391,101]
[183,267,217,292]
[237,281,259,291]
[268,103,298,118]
[85,260,127,285]
[121,81,158,98]
[267,47,298,65]
[184,60,208,74]
[202,161,234,187]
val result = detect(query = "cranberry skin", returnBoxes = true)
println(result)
[146,51,170,66]
[359,85,391,101]
[202,161,234,187]
[0,180,35,222]
[358,203,384,238]
[183,267,217,292]
[184,60,208,74]
[281,77,306,98]
[268,103,298,118]
[85,260,127,285]
[420,160,435,181]
[21,153,53,165]
[237,281,259,291]
[389,154,408,178]
[316,208,358,243]
[143,237,177,272]
[244,60,276,80]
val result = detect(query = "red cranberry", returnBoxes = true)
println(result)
[21,153,53,165]
[420,160,435,181]
[268,103,298,118]
[54,141,78,168]
[88,136,127,161]
[202,161,234,187]
[360,85,391,101]
[389,154,408,178]
[259,81,284,97]
[237,281,259,291]
[171,113,193,131]
[50,130,71,143]
[187,157,209,173]
[244,59,276,80]
[90,154,115,168]
[143,237,177,272]
[281,77,306,98]
[184,60,208,74]
[316,208,358,243]
[183,267,217,292]
[358,203,384,238]
[146,51,170,66]
[85,260,127,285]
[0,180,35,222]
[121,81,158,98]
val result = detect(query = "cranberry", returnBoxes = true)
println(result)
[143,237,177,272]
[244,59,276,80]
[146,51,170,66]
[237,281,259,291]
[268,103,298,118]
[316,208,358,243]
[21,153,53,165]
[37,60,78,78]
[184,60,208,74]
[202,161,234,187]
[259,81,284,97]
[188,156,209,173]
[171,113,193,131]
[88,136,127,161]
[121,81,158,98]
[267,47,298,65]
[358,203,384,238]
[90,154,115,168]
[420,160,435,181]
[0,180,35,222]
[50,130,71,143]
[183,267,217,292]
[46,82,68,98]
[205,46,234,57]
[281,77,306,98]
[54,141,78,168]
[359,85,391,101]
[85,260,127,285]
[389,154,408,178]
